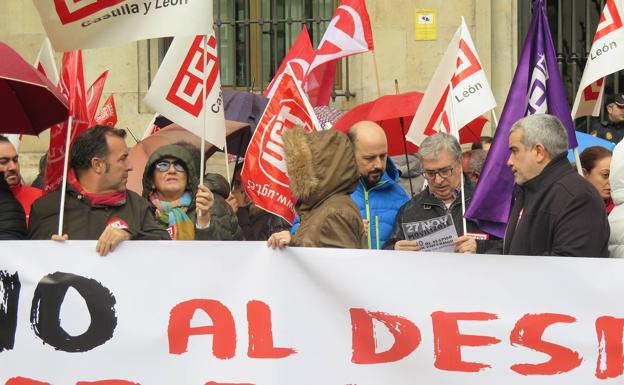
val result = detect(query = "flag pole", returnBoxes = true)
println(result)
[395,79,415,197]
[371,51,382,97]
[57,116,73,236]
[223,134,231,182]
[198,34,208,219]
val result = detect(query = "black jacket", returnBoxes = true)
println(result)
[383,179,494,252]
[0,173,26,240]
[501,153,609,257]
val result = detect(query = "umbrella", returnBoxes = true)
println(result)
[223,90,268,132]
[126,120,250,195]
[567,131,616,162]
[0,42,68,135]
[331,92,488,156]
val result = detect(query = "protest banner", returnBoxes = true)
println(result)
[144,33,226,150]
[32,0,213,52]
[1,241,624,384]
[572,0,624,118]
[241,65,321,224]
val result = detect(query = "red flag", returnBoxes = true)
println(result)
[264,26,315,98]
[241,65,321,224]
[86,70,108,125]
[307,0,374,72]
[304,0,374,106]
[94,94,118,127]
[43,51,90,193]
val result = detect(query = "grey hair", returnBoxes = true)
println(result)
[510,114,568,157]
[469,149,487,173]
[419,132,462,162]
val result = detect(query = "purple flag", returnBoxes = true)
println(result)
[464,0,577,238]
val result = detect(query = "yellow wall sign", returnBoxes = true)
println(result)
[415,9,437,41]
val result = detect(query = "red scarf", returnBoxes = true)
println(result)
[606,197,615,215]
[67,169,126,206]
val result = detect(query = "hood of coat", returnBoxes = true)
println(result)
[611,141,624,205]
[142,144,199,201]
[204,172,231,199]
[283,126,358,213]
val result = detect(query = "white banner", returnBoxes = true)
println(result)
[144,34,226,149]
[32,0,213,52]
[572,0,624,118]
[1,242,624,384]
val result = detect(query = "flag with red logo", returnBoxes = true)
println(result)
[43,51,90,192]
[307,0,374,72]
[94,94,118,126]
[144,34,226,149]
[33,0,214,52]
[572,0,624,118]
[34,38,60,86]
[303,0,374,106]
[264,26,315,99]
[86,70,109,124]
[407,18,496,145]
[241,65,321,224]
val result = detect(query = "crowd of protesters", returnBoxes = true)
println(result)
[1,109,622,258]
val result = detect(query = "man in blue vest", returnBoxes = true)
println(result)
[347,121,409,249]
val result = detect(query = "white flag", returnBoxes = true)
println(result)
[407,18,496,146]
[32,0,213,52]
[144,34,226,149]
[572,0,624,118]
[34,38,59,86]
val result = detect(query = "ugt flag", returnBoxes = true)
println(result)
[33,0,213,52]
[241,65,321,224]
[571,0,624,118]
[465,0,578,238]
[144,34,226,149]
[407,17,496,146]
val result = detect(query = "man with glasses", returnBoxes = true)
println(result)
[383,133,492,251]
[28,126,170,255]
[590,93,624,144]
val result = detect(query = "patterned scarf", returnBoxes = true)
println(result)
[149,191,195,240]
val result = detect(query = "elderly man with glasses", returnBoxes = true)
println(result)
[383,132,493,252]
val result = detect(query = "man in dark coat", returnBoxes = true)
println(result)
[0,172,26,240]
[461,114,609,257]
[28,126,170,255]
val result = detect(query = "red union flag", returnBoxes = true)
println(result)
[242,65,321,224]
[264,26,314,99]
[407,18,495,145]
[307,0,374,73]
[572,0,624,118]
[86,70,108,124]
[33,0,213,51]
[94,94,118,126]
[144,34,226,149]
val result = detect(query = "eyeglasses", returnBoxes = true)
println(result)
[155,160,186,173]
[423,165,455,180]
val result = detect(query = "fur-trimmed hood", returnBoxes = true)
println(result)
[282,126,358,214]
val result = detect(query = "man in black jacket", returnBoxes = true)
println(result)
[486,114,608,257]
[0,172,26,240]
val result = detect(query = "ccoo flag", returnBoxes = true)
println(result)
[465,0,578,238]
[571,0,624,118]
[33,0,213,52]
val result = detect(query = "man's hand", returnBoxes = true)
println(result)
[96,226,131,256]
[267,230,291,249]
[394,240,423,251]
[453,235,477,254]
[226,194,239,214]
[51,234,69,241]
[196,184,214,228]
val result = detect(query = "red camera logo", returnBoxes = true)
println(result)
[54,0,124,25]
[166,35,219,117]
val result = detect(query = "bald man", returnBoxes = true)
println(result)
[347,121,409,249]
